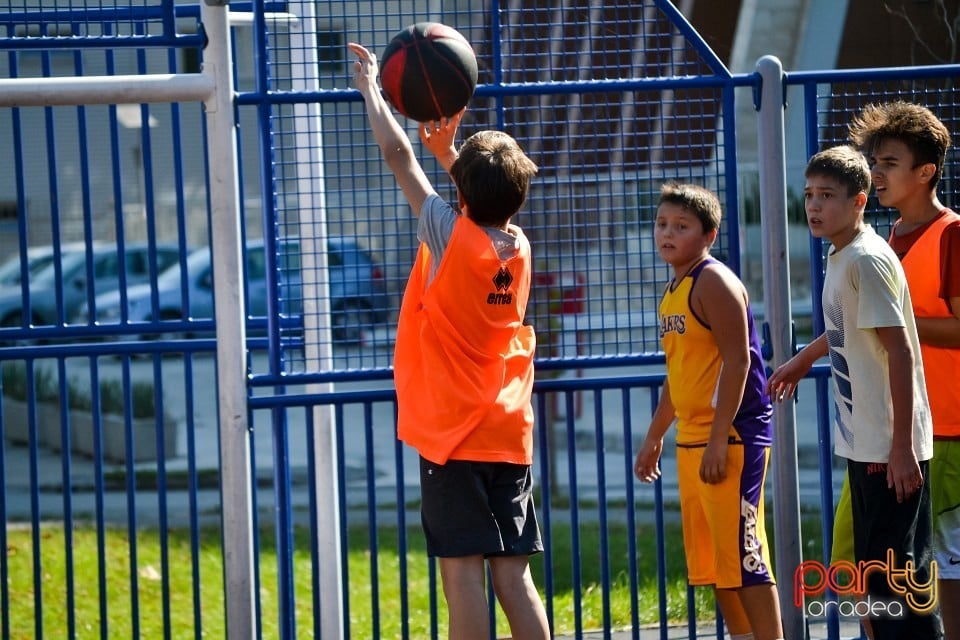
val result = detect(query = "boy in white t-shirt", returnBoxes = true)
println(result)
[768,145,942,639]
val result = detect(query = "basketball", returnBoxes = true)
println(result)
[379,22,478,123]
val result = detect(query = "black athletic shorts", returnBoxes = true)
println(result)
[848,459,943,640]
[419,456,543,558]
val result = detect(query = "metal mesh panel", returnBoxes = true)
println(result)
[0,1,186,49]
[496,1,715,82]
[257,0,731,376]
[0,5,209,342]
[816,78,960,236]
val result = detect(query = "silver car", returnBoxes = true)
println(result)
[0,244,72,288]
[0,242,181,330]
[86,237,391,343]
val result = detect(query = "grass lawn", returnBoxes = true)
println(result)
[2,512,823,638]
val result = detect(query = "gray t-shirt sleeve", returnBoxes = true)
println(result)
[417,193,521,283]
[418,193,457,263]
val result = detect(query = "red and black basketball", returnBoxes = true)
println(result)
[379,22,479,123]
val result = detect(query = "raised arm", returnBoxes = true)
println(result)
[349,42,434,216]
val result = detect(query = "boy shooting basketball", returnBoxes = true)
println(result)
[349,42,550,640]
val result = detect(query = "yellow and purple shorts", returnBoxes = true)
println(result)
[677,441,775,589]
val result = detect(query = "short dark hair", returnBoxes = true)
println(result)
[848,101,952,189]
[657,182,722,234]
[449,130,538,227]
[805,145,871,197]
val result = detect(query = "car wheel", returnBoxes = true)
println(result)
[332,302,373,344]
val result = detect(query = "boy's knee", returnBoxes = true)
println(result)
[489,559,533,594]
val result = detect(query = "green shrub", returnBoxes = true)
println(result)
[50,376,156,418]
[98,378,125,416]
[2,361,59,404]
[85,378,156,418]
[34,366,59,405]
[1,361,28,401]
[740,178,806,224]
[67,377,91,411]
[130,382,155,419]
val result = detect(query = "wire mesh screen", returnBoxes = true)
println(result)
[0,6,209,343]
[255,0,733,376]
[0,1,185,46]
[815,78,960,237]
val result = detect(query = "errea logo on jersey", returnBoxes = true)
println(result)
[488,267,514,305]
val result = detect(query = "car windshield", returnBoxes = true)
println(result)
[31,252,88,287]
[0,251,58,286]
[156,249,211,287]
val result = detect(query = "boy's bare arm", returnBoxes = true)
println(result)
[647,381,677,442]
[914,295,960,348]
[874,325,923,503]
[349,43,434,217]
[767,333,828,401]
[696,266,751,484]
[634,381,676,483]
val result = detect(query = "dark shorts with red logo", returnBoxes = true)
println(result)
[419,456,543,558]
[847,459,943,640]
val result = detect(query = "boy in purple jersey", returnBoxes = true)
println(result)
[635,183,783,640]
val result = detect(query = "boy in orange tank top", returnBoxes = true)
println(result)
[849,101,960,640]
[349,43,549,640]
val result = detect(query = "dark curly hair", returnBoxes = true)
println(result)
[848,101,952,189]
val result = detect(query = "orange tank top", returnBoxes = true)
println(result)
[393,216,536,464]
[894,210,960,437]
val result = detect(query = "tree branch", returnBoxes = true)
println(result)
[883,1,951,64]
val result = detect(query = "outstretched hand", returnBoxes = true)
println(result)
[419,110,463,152]
[766,357,805,403]
[419,109,464,170]
[348,42,379,99]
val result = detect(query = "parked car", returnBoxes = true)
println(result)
[0,242,182,329]
[0,244,73,288]
[84,237,391,343]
